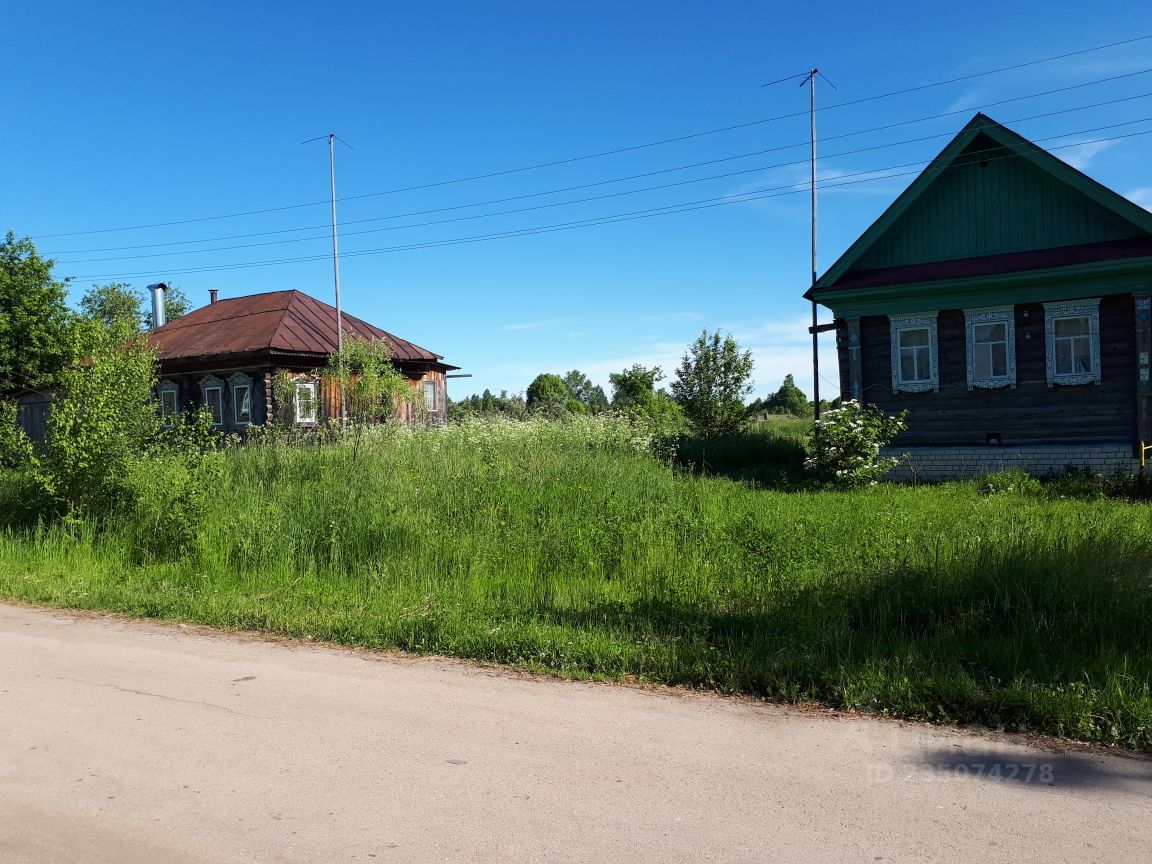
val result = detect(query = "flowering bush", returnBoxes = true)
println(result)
[804,400,906,488]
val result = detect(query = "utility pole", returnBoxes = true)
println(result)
[303,133,352,426]
[802,69,821,422]
[765,69,835,422]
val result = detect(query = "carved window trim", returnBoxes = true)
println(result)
[890,312,939,393]
[228,373,253,426]
[158,380,179,426]
[964,306,1016,390]
[295,380,319,425]
[199,375,225,426]
[1044,299,1101,387]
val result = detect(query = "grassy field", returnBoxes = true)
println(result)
[1,416,1150,750]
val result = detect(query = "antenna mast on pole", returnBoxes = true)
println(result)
[327,133,347,427]
[798,68,835,422]
[303,132,353,426]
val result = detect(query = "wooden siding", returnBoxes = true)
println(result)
[856,135,1145,271]
[847,293,1136,446]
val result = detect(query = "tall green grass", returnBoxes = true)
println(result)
[1,416,1150,749]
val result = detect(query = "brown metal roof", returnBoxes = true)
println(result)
[149,290,451,365]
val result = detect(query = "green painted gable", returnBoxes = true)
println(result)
[813,114,1152,295]
[855,132,1145,270]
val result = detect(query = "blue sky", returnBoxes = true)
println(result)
[5,1,1152,402]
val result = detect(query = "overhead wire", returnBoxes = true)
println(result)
[44,67,1152,258]
[34,33,1152,240]
[69,125,1152,281]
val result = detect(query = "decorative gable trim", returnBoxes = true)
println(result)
[810,113,1152,297]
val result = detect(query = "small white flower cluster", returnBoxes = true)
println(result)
[804,400,906,488]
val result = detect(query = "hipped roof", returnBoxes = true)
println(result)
[149,290,453,366]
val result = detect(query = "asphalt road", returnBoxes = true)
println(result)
[1,602,1148,863]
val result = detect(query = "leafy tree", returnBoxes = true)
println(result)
[321,336,415,424]
[0,232,75,393]
[762,374,811,417]
[527,373,582,414]
[671,330,754,436]
[608,364,685,437]
[80,283,146,336]
[81,281,191,333]
[562,369,609,413]
[609,364,664,411]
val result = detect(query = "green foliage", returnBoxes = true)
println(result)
[527,373,571,417]
[1,425,1151,749]
[0,232,75,393]
[80,283,146,336]
[0,400,36,469]
[804,400,907,488]
[449,389,529,422]
[974,469,1042,495]
[671,329,754,437]
[320,335,415,424]
[609,364,662,411]
[676,419,809,486]
[758,373,811,417]
[562,369,609,413]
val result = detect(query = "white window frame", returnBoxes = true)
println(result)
[158,381,179,425]
[890,313,939,393]
[200,375,225,427]
[964,306,1016,390]
[1044,299,1101,387]
[295,381,319,425]
[229,373,253,426]
[423,379,437,411]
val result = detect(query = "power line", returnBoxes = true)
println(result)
[54,107,1152,266]
[44,67,1152,257]
[34,33,1152,240]
[67,126,1152,281]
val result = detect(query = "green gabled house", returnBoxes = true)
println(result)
[808,113,1152,480]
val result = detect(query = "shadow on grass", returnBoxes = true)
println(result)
[538,540,1152,750]
[674,428,807,487]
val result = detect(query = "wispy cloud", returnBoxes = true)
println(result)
[1126,187,1152,210]
[945,89,986,114]
[1056,139,1115,170]
[500,319,564,332]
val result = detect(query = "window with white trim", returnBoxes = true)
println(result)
[200,375,225,426]
[229,373,252,425]
[158,382,179,425]
[423,379,437,411]
[1044,299,1101,386]
[890,313,939,393]
[295,381,318,424]
[964,306,1015,390]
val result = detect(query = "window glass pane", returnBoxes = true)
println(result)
[899,350,916,382]
[205,388,223,425]
[160,390,176,417]
[974,322,1005,344]
[234,385,251,423]
[991,342,1007,378]
[1055,339,1073,375]
[296,383,317,423]
[1055,316,1089,337]
[423,380,436,410]
[974,344,992,380]
[1072,337,1092,373]
[899,327,929,348]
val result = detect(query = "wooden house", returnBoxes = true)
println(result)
[808,113,1152,479]
[149,289,458,429]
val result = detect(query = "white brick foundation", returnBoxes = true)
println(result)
[882,444,1141,482]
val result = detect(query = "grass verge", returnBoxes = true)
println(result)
[1,418,1150,750]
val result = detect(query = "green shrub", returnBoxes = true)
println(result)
[804,400,906,488]
[974,469,1042,495]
